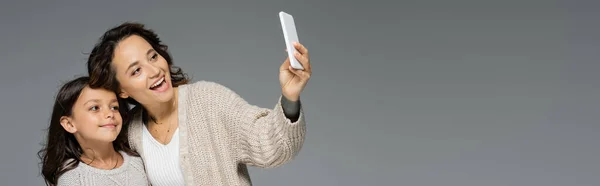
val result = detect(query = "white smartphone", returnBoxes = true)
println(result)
[279,11,304,70]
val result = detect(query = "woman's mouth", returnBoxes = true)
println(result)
[150,76,168,92]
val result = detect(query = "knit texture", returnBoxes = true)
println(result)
[57,151,149,186]
[127,81,306,186]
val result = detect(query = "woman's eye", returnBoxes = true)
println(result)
[132,68,140,76]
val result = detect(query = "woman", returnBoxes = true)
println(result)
[86,22,311,185]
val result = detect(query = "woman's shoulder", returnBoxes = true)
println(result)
[180,80,238,99]
[181,80,232,92]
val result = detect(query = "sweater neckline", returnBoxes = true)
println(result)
[76,151,130,175]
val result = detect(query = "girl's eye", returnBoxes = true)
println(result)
[90,106,99,111]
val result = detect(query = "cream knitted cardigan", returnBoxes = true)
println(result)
[127,81,306,186]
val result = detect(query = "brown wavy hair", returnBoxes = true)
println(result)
[86,22,189,106]
[38,76,138,186]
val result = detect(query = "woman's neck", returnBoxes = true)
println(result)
[146,87,179,122]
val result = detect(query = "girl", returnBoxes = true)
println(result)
[38,76,149,186]
[86,22,312,185]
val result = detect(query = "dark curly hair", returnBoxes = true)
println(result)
[86,22,189,106]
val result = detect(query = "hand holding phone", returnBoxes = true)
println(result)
[279,11,304,70]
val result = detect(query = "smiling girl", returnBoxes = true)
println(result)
[38,76,149,186]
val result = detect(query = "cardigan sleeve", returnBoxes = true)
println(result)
[202,82,307,168]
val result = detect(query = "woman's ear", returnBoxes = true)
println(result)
[59,116,77,134]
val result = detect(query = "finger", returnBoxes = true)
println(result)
[293,42,308,56]
[280,57,291,71]
[294,51,311,72]
[288,66,311,80]
[293,43,310,69]
[294,51,309,69]
[288,66,303,77]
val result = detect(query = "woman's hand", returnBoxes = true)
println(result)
[279,42,311,101]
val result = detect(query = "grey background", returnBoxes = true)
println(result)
[1,0,598,185]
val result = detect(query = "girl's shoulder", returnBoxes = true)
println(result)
[56,160,84,185]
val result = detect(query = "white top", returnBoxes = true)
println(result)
[57,151,149,186]
[142,125,186,186]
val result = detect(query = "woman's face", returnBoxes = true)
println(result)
[111,35,174,106]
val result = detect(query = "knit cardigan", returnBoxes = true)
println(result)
[127,81,306,186]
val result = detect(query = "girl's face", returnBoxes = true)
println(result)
[61,86,122,143]
[111,35,174,107]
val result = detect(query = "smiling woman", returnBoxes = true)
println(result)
[85,22,312,186]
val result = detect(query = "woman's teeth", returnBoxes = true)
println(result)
[150,77,165,89]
